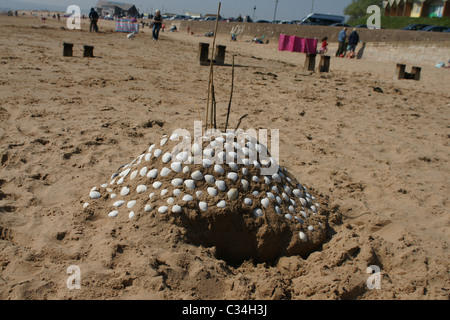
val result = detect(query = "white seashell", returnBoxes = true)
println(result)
[266,192,275,199]
[299,232,307,241]
[172,205,182,213]
[264,176,271,185]
[227,172,238,182]
[191,171,203,181]
[158,206,168,213]
[252,191,260,197]
[184,179,196,190]
[205,175,215,184]
[272,173,281,183]
[301,211,308,219]
[116,177,124,185]
[106,188,113,193]
[215,180,226,191]
[121,187,130,196]
[144,204,152,212]
[217,151,226,162]
[207,187,218,196]
[121,168,131,177]
[173,189,181,196]
[147,169,158,179]
[153,149,162,157]
[182,166,190,173]
[149,192,155,199]
[252,176,260,183]
[160,137,168,146]
[227,188,239,201]
[276,196,282,204]
[144,153,152,161]
[293,189,302,197]
[242,158,250,166]
[196,191,203,198]
[171,178,183,187]
[311,205,317,213]
[244,198,253,205]
[127,200,136,208]
[192,143,202,155]
[128,211,135,219]
[167,197,174,205]
[308,225,314,231]
[242,168,249,176]
[176,151,188,162]
[171,162,182,173]
[282,193,290,202]
[113,200,125,207]
[148,144,155,152]
[108,210,119,218]
[169,133,178,141]
[284,186,292,195]
[261,198,270,208]
[137,185,147,194]
[295,216,304,224]
[299,198,307,206]
[274,206,281,214]
[272,186,279,193]
[152,181,162,189]
[199,202,208,211]
[285,213,293,220]
[130,170,138,180]
[288,206,295,213]
[101,184,108,188]
[215,137,225,143]
[214,164,225,175]
[162,153,172,163]
[253,161,261,169]
[182,194,193,202]
[202,159,212,168]
[83,202,89,208]
[290,199,298,207]
[139,166,148,177]
[229,162,238,171]
[89,191,101,199]
[160,167,171,177]
[228,151,238,160]
[241,179,249,190]
[203,148,214,158]
[217,200,226,208]
[111,193,117,199]
[254,208,263,217]
[161,189,168,196]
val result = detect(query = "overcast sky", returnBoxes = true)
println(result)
[1,0,354,20]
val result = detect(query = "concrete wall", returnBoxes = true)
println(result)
[172,21,450,43]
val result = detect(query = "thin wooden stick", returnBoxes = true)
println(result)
[224,55,235,132]
[205,2,221,132]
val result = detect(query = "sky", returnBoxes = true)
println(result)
[0,0,354,20]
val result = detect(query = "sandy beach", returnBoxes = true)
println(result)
[0,15,449,300]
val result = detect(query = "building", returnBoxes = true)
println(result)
[95,1,139,17]
[383,0,450,17]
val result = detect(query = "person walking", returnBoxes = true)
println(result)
[152,10,163,41]
[89,8,99,32]
[347,28,360,59]
[335,27,347,57]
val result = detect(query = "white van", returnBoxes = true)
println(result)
[299,13,345,26]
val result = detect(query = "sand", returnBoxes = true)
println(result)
[0,15,449,300]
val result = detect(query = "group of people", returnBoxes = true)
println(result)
[335,27,361,59]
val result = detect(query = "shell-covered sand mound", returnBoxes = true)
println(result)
[83,130,328,264]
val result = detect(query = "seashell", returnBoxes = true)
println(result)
[171,178,183,187]
[137,185,147,194]
[288,206,295,213]
[149,192,155,199]
[148,144,155,152]
[161,189,168,196]
[192,143,202,155]
[144,153,152,161]
[160,167,171,177]
[89,191,101,199]
[252,176,260,183]
[116,177,124,185]
[242,168,249,176]
[121,168,131,177]
[308,225,314,231]
[299,231,307,241]
[295,216,304,224]
[196,191,203,198]
[254,208,263,217]
[214,164,225,175]
[108,210,119,217]
[301,211,308,219]
[111,193,117,199]
[241,179,249,190]
[182,166,190,173]
[167,197,174,205]
[173,189,182,196]
[227,172,238,182]
[83,202,89,208]
[121,187,130,196]
[215,180,226,191]
[139,167,148,177]
[176,151,188,162]
[202,159,212,168]
[182,194,193,202]
[207,187,218,196]
[229,162,238,171]
[144,204,152,212]
[242,158,250,166]
[128,211,135,219]
[169,133,178,141]
[158,206,168,213]
[204,175,215,184]
[147,169,158,179]
[130,170,138,180]
[311,205,317,213]
[252,191,260,197]
[171,162,182,173]
[293,189,303,197]
[153,149,162,157]
[285,214,293,220]
[203,148,215,158]
[160,137,168,146]
[217,200,226,208]
[276,196,282,204]
[272,173,281,183]
[113,200,125,207]
[274,206,281,214]
[264,176,271,185]
[127,200,136,208]
[199,202,208,211]
[172,205,182,213]
[261,198,269,208]
[191,171,203,181]
[299,198,307,206]
[266,192,275,200]
[162,152,172,163]
[272,186,279,193]
[284,186,292,195]
[244,198,253,206]
[184,179,195,190]
[227,188,239,201]
[152,181,162,189]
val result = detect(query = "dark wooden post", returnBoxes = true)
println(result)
[319,55,330,73]
[411,66,421,81]
[304,53,316,71]
[63,43,73,57]
[215,45,226,65]
[83,45,94,58]
[198,42,210,66]
[396,63,406,80]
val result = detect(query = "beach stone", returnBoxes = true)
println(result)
[158,206,168,214]
[191,171,203,181]
[160,167,171,177]
[89,191,101,199]
[171,178,183,187]
[244,198,253,206]
[162,152,172,163]
[108,210,119,218]
[199,202,208,212]
[147,169,158,179]
[184,179,195,190]
[171,162,182,173]
[127,200,136,208]
[136,185,147,194]
[204,175,215,184]
[172,205,182,213]
[144,204,152,212]
[129,211,135,219]
[215,180,226,191]
[214,164,224,175]
[113,200,125,207]
[120,187,130,196]
[207,187,218,196]
[217,200,226,208]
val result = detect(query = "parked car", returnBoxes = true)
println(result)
[299,13,345,26]
[329,23,352,27]
[420,25,450,32]
[401,24,431,31]
[444,28,450,32]
[256,20,270,23]
[355,24,368,28]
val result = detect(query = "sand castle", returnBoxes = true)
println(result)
[83,130,328,263]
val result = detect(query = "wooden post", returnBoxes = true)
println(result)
[304,53,316,71]
[83,45,94,58]
[198,42,210,66]
[319,55,330,73]
[396,63,406,80]
[63,43,73,57]
[411,66,421,81]
[215,45,226,65]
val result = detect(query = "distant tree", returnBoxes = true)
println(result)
[344,0,383,21]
